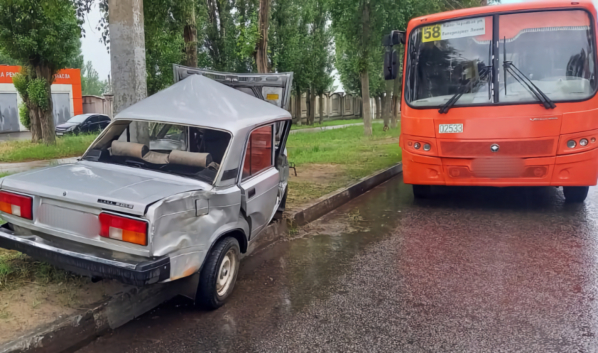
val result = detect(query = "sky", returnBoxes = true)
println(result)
[81,3,110,81]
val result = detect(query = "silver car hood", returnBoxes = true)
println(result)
[1,162,207,216]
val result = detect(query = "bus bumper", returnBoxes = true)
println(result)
[402,148,598,187]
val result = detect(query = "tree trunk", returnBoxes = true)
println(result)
[309,89,316,125]
[361,71,372,136]
[319,95,324,124]
[294,92,302,126]
[183,4,198,67]
[255,0,270,73]
[28,105,42,143]
[33,65,56,145]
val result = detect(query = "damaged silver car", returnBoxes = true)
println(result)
[0,66,293,309]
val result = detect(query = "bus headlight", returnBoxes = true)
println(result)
[423,143,431,151]
[567,140,577,148]
[414,142,421,149]
[580,138,589,146]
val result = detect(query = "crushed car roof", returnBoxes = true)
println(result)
[114,74,292,134]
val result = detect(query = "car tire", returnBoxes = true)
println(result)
[413,185,432,199]
[196,237,241,310]
[563,186,589,203]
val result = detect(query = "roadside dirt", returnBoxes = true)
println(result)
[287,164,350,210]
[0,272,126,345]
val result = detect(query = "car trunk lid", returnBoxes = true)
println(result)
[1,162,205,216]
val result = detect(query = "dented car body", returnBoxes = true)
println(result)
[0,67,293,306]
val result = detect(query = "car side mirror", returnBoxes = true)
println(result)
[384,49,398,81]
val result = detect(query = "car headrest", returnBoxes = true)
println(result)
[169,150,212,168]
[111,141,149,159]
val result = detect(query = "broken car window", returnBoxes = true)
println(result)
[243,125,274,179]
[82,120,232,184]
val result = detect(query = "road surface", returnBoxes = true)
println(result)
[78,176,598,352]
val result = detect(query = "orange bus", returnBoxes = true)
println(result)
[385,0,598,202]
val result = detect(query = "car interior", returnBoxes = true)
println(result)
[82,121,232,183]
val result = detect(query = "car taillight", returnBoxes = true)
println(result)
[99,213,148,246]
[0,191,33,220]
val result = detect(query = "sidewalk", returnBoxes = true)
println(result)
[0,131,31,142]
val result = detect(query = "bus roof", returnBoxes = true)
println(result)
[407,0,597,32]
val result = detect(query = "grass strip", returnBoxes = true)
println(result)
[287,124,401,179]
[0,134,97,163]
[286,125,401,205]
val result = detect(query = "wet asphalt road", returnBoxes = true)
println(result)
[78,176,598,353]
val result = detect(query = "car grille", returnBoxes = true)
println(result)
[439,139,555,158]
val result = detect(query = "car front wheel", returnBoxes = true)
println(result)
[563,186,589,203]
[196,237,240,310]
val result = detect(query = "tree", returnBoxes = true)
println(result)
[0,0,82,144]
[81,60,107,95]
[144,0,186,95]
[0,50,19,65]
[183,0,198,67]
[330,0,391,135]
[255,0,270,72]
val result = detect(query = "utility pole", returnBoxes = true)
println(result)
[109,0,149,142]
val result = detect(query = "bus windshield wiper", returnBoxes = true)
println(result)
[439,41,493,114]
[503,37,556,109]
[439,65,491,114]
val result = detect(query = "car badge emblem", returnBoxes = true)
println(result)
[490,144,500,152]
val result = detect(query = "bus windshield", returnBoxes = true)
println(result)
[405,10,596,108]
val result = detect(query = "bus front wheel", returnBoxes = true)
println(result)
[563,186,589,203]
[412,185,432,199]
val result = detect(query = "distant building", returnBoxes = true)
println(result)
[0,65,83,133]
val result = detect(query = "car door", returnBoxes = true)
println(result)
[173,65,294,233]
[83,116,97,133]
[99,116,111,130]
[239,124,279,238]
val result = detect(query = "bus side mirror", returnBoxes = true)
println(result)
[384,49,398,81]
[392,31,405,45]
[382,31,405,46]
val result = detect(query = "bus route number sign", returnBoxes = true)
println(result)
[423,25,442,42]
[422,18,486,43]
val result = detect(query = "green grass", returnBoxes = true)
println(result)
[291,118,366,130]
[287,124,401,179]
[0,249,83,291]
[0,134,97,163]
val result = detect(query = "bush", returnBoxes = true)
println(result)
[18,103,29,130]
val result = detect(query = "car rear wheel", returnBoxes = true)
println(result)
[196,237,240,310]
[563,186,589,203]
[413,185,432,199]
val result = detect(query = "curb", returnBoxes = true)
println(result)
[0,163,402,353]
[289,163,403,226]
[0,278,192,353]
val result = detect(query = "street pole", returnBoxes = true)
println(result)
[109,0,149,143]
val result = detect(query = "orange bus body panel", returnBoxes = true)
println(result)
[401,0,598,187]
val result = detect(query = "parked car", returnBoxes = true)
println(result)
[0,66,293,309]
[55,114,111,136]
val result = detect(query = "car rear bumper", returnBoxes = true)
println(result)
[402,148,598,187]
[0,224,170,286]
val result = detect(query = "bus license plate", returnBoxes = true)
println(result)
[439,124,463,134]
